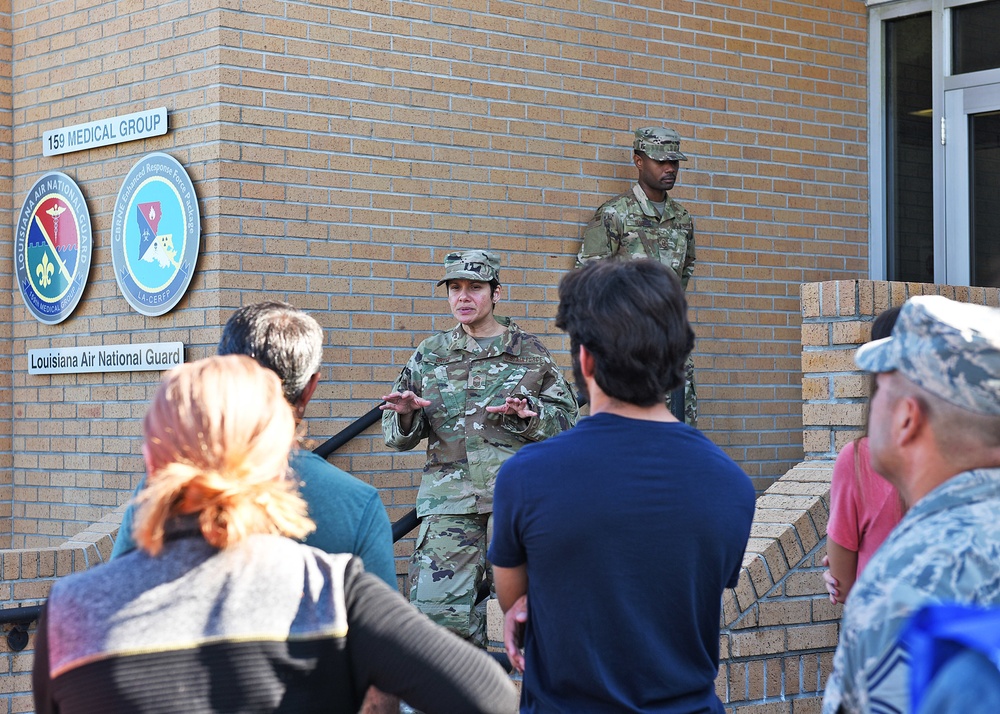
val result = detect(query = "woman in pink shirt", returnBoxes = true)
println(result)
[824,307,906,604]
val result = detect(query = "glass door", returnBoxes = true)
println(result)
[944,84,1000,287]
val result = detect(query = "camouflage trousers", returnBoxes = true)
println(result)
[409,513,492,647]
[665,356,698,427]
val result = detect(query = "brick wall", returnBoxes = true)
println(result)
[0,508,118,714]
[801,280,1000,460]
[717,461,837,714]
[7,0,869,549]
[8,0,226,548]
[0,0,13,550]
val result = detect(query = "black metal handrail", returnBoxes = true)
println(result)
[312,403,425,542]
[0,605,42,651]
[391,509,421,543]
[313,404,384,459]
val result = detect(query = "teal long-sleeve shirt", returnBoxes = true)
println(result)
[110,448,397,588]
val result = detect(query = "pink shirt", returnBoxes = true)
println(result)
[827,438,905,577]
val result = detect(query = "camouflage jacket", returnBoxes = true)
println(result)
[382,317,578,517]
[822,468,1000,714]
[577,183,695,290]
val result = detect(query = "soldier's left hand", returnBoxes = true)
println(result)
[485,397,538,419]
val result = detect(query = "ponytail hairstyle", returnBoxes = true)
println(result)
[135,354,315,555]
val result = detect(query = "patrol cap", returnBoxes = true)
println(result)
[855,295,1000,416]
[633,127,688,161]
[437,249,501,286]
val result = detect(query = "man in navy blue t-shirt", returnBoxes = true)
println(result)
[489,259,756,713]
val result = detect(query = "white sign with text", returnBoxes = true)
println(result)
[42,108,168,157]
[28,342,184,375]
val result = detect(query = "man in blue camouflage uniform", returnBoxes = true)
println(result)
[381,250,578,646]
[577,127,697,424]
[822,295,1000,714]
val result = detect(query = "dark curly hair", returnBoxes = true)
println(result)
[556,260,694,407]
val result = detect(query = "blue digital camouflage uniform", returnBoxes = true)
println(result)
[383,316,578,643]
[822,468,1000,714]
[577,183,697,425]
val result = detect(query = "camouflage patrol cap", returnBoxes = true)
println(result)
[633,127,688,161]
[855,295,1000,416]
[436,249,501,286]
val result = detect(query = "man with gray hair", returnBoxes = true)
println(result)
[113,302,399,713]
[113,301,395,588]
[822,295,1000,714]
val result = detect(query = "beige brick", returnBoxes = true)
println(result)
[783,571,827,598]
[801,348,860,374]
[786,623,839,651]
[731,629,785,658]
[831,320,868,345]
[802,403,867,427]
[833,374,870,399]
[803,429,832,455]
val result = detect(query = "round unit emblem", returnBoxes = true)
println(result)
[112,152,200,317]
[15,172,93,325]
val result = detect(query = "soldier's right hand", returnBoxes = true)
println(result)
[379,391,432,415]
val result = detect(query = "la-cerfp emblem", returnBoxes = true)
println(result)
[112,152,200,317]
[15,172,93,325]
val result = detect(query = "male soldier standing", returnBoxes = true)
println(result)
[577,126,697,424]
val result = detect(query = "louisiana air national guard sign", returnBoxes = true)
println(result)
[112,152,200,316]
[15,172,93,325]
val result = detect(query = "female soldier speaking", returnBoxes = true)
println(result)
[381,249,578,645]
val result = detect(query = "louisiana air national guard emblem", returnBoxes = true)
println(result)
[15,172,93,325]
[111,152,200,316]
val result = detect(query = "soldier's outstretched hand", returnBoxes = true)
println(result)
[486,397,538,419]
[380,391,431,415]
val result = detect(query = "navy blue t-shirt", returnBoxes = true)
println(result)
[489,413,756,713]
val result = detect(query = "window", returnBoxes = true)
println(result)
[885,14,933,283]
[952,0,1000,74]
[871,0,1000,287]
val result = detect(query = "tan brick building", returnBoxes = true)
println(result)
[3,0,877,550]
[1,0,1000,709]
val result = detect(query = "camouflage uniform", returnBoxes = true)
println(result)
[383,315,578,644]
[822,468,1000,714]
[577,185,695,291]
[823,296,1000,714]
[577,127,697,424]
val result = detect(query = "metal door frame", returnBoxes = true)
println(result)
[943,82,1000,285]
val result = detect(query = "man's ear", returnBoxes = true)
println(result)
[633,153,643,170]
[294,372,321,419]
[493,284,502,304]
[579,344,596,380]
[895,395,927,447]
